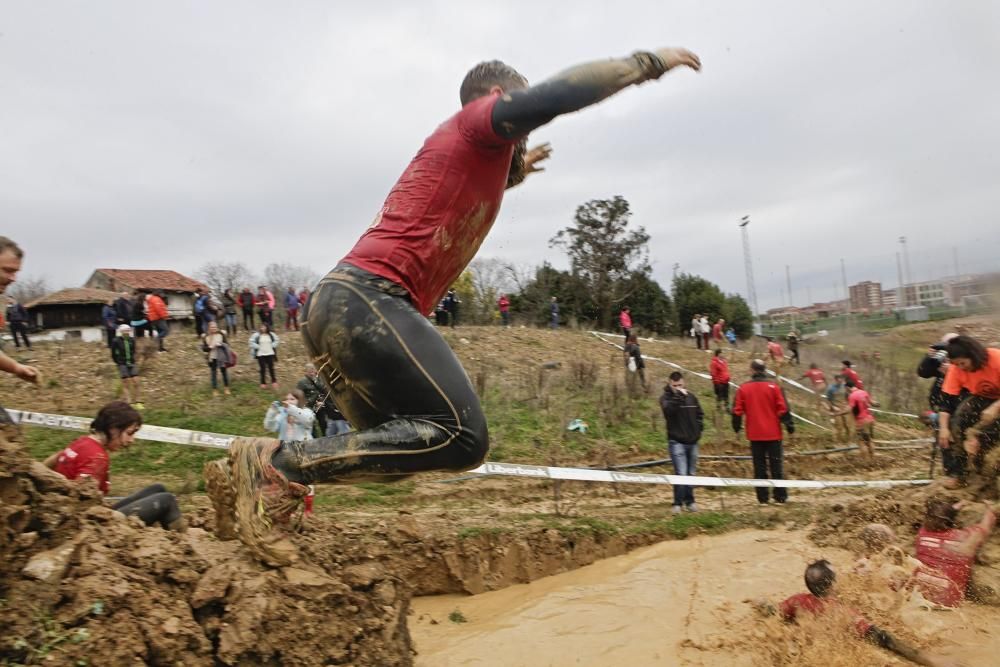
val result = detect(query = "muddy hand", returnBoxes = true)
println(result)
[16,363,39,384]
[964,434,981,457]
[653,47,701,72]
[524,143,552,174]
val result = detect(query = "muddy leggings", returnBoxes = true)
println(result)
[946,395,1000,480]
[112,484,182,528]
[273,263,489,484]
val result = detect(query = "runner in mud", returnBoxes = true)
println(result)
[709,348,730,412]
[840,359,864,389]
[937,335,1000,490]
[732,359,794,504]
[207,46,702,561]
[47,401,186,531]
[831,380,876,461]
[754,560,959,666]
[0,236,40,425]
[912,496,997,607]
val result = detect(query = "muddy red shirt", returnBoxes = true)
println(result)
[53,435,110,495]
[767,341,783,360]
[732,378,789,441]
[841,367,864,389]
[341,93,516,316]
[913,526,982,607]
[710,356,730,384]
[847,389,875,425]
[780,593,872,637]
[942,347,1000,399]
[803,368,826,387]
[620,311,632,329]
[711,323,723,341]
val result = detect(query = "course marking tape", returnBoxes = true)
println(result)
[590,332,831,431]
[11,407,932,490]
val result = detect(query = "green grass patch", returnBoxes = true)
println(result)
[626,511,734,538]
[314,481,416,508]
[456,526,509,540]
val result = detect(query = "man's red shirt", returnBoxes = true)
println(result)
[842,367,864,389]
[732,378,789,441]
[341,93,516,316]
[710,356,730,384]
[53,435,110,495]
[780,593,872,637]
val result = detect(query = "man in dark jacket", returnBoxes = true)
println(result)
[113,291,133,326]
[918,333,959,479]
[6,298,31,350]
[660,371,704,513]
[238,287,256,331]
[732,359,794,504]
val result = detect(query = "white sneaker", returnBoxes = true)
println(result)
[685,503,699,513]
[671,505,682,515]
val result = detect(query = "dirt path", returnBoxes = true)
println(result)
[411,529,997,666]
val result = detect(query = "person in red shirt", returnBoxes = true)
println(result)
[766,337,784,366]
[754,560,955,666]
[711,318,725,349]
[212,48,703,553]
[832,381,876,460]
[800,363,826,391]
[298,287,310,313]
[619,306,632,339]
[913,497,996,607]
[732,359,794,504]
[937,335,1000,489]
[840,360,864,389]
[709,348,731,411]
[497,293,510,327]
[47,401,185,531]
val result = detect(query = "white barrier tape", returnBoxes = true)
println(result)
[11,407,932,490]
[590,332,832,431]
[6,408,235,450]
[871,408,920,418]
[470,462,930,490]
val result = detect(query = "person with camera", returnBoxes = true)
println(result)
[297,362,350,437]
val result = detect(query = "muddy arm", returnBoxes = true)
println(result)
[866,626,958,667]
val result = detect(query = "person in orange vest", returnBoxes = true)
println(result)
[146,289,170,352]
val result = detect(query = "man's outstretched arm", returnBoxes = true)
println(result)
[492,47,701,140]
[865,626,960,667]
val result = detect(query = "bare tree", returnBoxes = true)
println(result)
[197,262,257,294]
[7,275,49,304]
[263,263,321,294]
[468,258,516,322]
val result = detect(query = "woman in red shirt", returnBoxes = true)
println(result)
[47,401,185,531]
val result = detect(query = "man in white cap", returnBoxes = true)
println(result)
[110,324,143,409]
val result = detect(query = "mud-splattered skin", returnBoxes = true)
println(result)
[269,48,700,485]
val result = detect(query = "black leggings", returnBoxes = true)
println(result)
[278,263,489,484]
[257,355,276,384]
[112,483,182,528]
[209,360,230,388]
[751,440,787,503]
[242,309,255,331]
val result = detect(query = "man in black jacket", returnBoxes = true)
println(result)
[113,291,133,326]
[918,333,960,481]
[660,371,704,513]
[6,298,31,350]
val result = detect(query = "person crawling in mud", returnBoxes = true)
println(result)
[205,46,702,562]
[46,401,186,532]
[936,334,1000,491]
[912,496,997,607]
[752,559,959,667]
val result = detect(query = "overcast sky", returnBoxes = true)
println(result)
[3,0,998,310]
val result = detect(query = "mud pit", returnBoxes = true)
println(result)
[412,529,999,666]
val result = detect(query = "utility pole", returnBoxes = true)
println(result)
[899,236,913,306]
[840,258,850,329]
[739,215,759,324]
[785,265,795,329]
[952,247,960,279]
[672,262,680,281]
[895,252,905,308]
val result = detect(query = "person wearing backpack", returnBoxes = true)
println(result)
[222,289,238,336]
[130,289,149,337]
[192,288,209,335]
[201,321,233,396]
[249,323,279,389]
[238,287,256,331]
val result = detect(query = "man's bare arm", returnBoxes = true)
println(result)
[0,350,38,384]
[492,47,700,140]
[866,626,960,667]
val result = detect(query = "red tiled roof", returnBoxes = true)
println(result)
[25,287,120,309]
[92,269,208,292]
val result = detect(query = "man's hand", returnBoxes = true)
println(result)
[938,431,952,450]
[14,363,39,384]
[964,430,981,456]
[653,48,702,73]
[523,143,552,175]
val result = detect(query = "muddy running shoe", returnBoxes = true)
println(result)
[941,477,964,490]
[685,503,699,513]
[228,437,307,567]
[671,505,682,515]
[204,458,237,540]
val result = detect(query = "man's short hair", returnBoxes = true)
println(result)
[750,359,766,373]
[844,379,856,389]
[0,236,23,259]
[668,371,683,382]
[924,496,959,532]
[460,60,528,106]
[804,559,836,597]
[842,360,852,367]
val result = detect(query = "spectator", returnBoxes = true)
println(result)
[913,497,996,607]
[146,289,169,352]
[5,298,31,350]
[192,288,209,335]
[298,287,310,311]
[201,321,234,397]
[698,314,710,350]
[623,333,646,389]
[732,359,794,504]
[832,380,876,460]
[0,237,39,391]
[249,322,279,389]
[938,334,1000,489]
[619,306,632,339]
[841,360,864,389]
[919,334,959,478]
[255,285,275,327]
[284,287,301,331]
[113,290,132,326]
[550,296,559,329]
[497,293,510,327]
[786,329,800,365]
[691,313,701,349]
[444,289,460,327]
[222,289,238,336]
[130,289,148,337]
[709,348,730,411]
[725,326,737,347]
[660,371,703,513]
[101,299,117,348]
[298,362,351,436]
[434,298,449,326]
[110,324,142,409]
[46,401,186,531]
[711,317,725,349]
[238,287,256,331]
[264,388,315,441]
